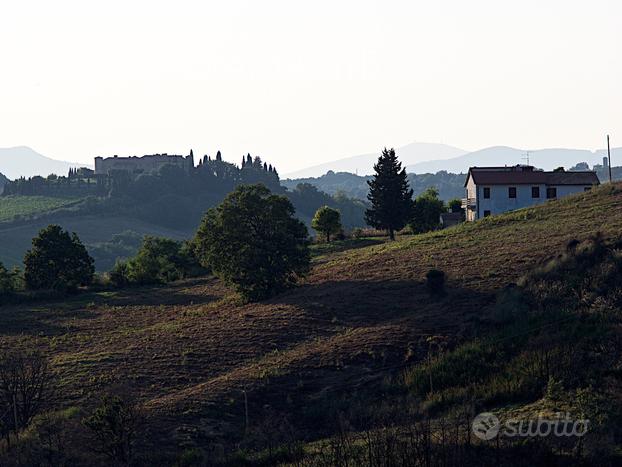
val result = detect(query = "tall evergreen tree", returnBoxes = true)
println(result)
[216,151,222,161]
[365,148,413,240]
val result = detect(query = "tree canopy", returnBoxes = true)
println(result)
[311,206,342,242]
[194,184,310,301]
[410,187,446,234]
[365,148,413,240]
[23,224,94,291]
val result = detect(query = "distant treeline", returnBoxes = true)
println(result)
[283,164,622,202]
[283,170,467,201]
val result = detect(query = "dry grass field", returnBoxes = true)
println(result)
[1,183,621,458]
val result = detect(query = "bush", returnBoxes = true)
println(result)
[426,269,445,296]
[109,237,206,287]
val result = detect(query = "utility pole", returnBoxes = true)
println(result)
[607,135,612,183]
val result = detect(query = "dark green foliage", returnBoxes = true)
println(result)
[83,396,141,466]
[311,206,342,242]
[448,198,462,213]
[365,148,413,240]
[194,184,310,301]
[0,262,20,296]
[23,225,94,292]
[110,236,205,286]
[425,269,445,296]
[410,187,445,234]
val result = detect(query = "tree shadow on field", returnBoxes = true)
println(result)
[270,278,496,330]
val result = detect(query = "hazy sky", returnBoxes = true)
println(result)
[1,0,620,173]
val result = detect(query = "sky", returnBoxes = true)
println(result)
[1,0,620,174]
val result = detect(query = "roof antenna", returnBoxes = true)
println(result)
[522,151,531,166]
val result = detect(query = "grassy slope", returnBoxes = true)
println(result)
[1,183,621,453]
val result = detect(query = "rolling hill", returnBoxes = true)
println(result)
[0,146,86,179]
[1,182,621,463]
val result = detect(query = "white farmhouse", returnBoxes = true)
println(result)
[462,165,600,221]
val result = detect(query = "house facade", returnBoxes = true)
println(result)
[462,165,600,221]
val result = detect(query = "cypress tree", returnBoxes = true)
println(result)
[365,148,413,240]
[216,151,222,161]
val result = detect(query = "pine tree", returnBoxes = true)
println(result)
[246,154,252,165]
[365,148,413,240]
[241,157,246,168]
[216,151,222,161]
[263,162,268,171]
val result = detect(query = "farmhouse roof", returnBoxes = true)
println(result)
[465,167,599,187]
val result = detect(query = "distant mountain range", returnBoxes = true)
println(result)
[284,142,467,178]
[287,143,622,178]
[0,146,87,179]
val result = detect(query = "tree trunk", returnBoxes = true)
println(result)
[326,232,330,243]
[389,228,395,241]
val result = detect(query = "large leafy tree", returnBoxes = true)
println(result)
[194,184,310,301]
[365,148,413,240]
[410,187,446,234]
[24,225,94,291]
[311,206,342,242]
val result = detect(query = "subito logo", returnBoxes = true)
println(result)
[472,412,500,440]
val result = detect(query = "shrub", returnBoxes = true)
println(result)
[425,269,445,296]
[109,237,206,287]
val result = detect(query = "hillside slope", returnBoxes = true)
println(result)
[1,183,621,460]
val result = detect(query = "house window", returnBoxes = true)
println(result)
[584,186,592,192]
[483,210,491,217]
[508,187,517,198]
[532,186,540,198]
[483,187,490,199]
[546,187,557,199]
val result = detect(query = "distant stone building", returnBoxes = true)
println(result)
[94,153,194,175]
[462,165,600,221]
